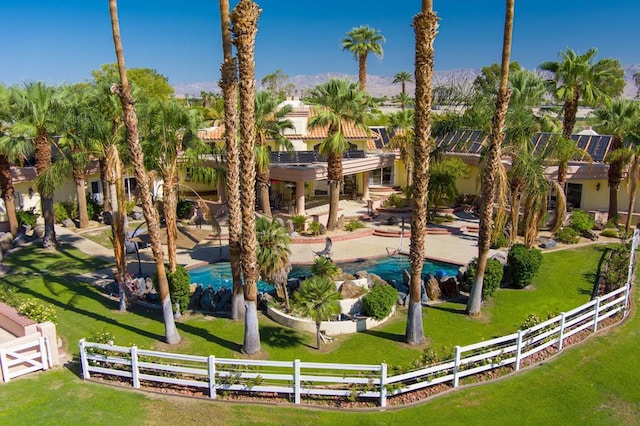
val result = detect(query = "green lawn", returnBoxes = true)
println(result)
[1,242,637,424]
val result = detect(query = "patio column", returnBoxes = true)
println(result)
[217,175,227,203]
[295,181,305,216]
[362,171,370,200]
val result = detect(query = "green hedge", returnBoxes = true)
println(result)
[362,284,397,320]
[464,258,504,300]
[507,244,543,289]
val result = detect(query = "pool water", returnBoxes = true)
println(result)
[189,256,460,293]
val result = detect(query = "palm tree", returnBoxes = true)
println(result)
[406,0,438,345]
[593,99,640,221]
[218,0,244,321]
[293,275,341,349]
[254,91,294,217]
[11,82,59,248]
[385,109,414,187]
[392,92,414,110]
[108,0,181,344]
[393,71,413,96]
[231,0,262,355]
[623,143,640,233]
[466,0,514,316]
[341,25,385,91]
[256,216,292,310]
[306,79,369,231]
[139,99,205,273]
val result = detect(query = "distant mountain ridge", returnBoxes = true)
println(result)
[173,65,639,99]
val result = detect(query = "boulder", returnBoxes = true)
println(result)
[440,277,459,299]
[13,234,31,247]
[189,284,204,309]
[0,232,14,252]
[319,223,327,235]
[284,219,295,235]
[131,206,144,220]
[199,287,216,312]
[102,211,113,225]
[490,252,508,266]
[337,215,345,230]
[33,224,45,239]
[340,280,367,299]
[426,275,441,300]
[62,218,75,228]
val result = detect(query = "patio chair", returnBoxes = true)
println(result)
[313,237,332,258]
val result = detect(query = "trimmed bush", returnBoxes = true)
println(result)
[344,220,365,232]
[569,209,595,233]
[600,229,618,238]
[176,199,194,220]
[507,243,543,289]
[491,233,508,249]
[362,284,397,320]
[154,265,191,313]
[556,227,579,244]
[54,202,69,223]
[464,257,504,300]
[291,215,307,232]
[307,221,322,236]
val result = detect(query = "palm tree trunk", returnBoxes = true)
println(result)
[358,53,367,91]
[99,158,112,213]
[607,135,624,220]
[406,2,437,345]
[467,0,513,316]
[0,155,18,236]
[625,160,639,232]
[219,0,245,321]
[109,0,180,344]
[163,167,179,273]
[326,151,342,231]
[316,321,321,349]
[35,130,56,248]
[232,0,261,355]
[509,183,522,246]
[257,168,272,217]
[562,92,580,139]
[75,173,90,228]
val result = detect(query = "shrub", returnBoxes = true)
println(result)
[491,233,508,249]
[0,285,16,305]
[125,200,136,216]
[291,215,307,232]
[307,221,322,236]
[569,209,595,233]
[555,227,579,244]
[153,264,191,314]
[87,327,116,345]
[507,243,543,289]
[86,195,101,220]
[362,284,397,320]
[176,199,194,220]
[16,208,38,227]
[601,244,631,292]
[54,202,70,223]
[310,256,340,279]
[382,193,409,208]
[16,299,58,324]
[600,229,618,238]
[344,220,365,232]
[464,257,504,300]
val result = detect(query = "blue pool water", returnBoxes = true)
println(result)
[189,256,460,293]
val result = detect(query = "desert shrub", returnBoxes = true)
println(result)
[16,208,38,227]
[555,227,580,244]
[569,209,595,233]
[382,193,409,208]
[125,200,136,216]
[604,219,618,229]
[507,243,543,289]
[291,214,307,232]
[601,244,631,292]
[599,228,618,238]
[362,284,397,320]
[491,232,508,249]
[345,220,365,232]
[16,299,58,324]
[310,256,340,279]
[86,195,101,220]
[307,221,322,236]
[153,264,191,313]
[54,202,70,223]
[176,199,194,220]
[464,257,504,300]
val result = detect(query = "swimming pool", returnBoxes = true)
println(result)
[189,256,460,293]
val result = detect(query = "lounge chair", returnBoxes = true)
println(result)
[313,237,332,258]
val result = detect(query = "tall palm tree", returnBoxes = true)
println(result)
[392,92,414,110]
[406,0,438,345]
[139,99,205,273]
[256,216,292,311]
[306,79,368,231]
[108,0,180,344]
[593,99,640,221]
[341,25,385,92]
[231,0,262,355]
[293,275,341,349]
[466,0,514,316]
[393,71,413,96]
[623,143,640,233]
[254,91,294,217]
[218,0,244,321]
[11,82,59,248]
[385,109,414,187]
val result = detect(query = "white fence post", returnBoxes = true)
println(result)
[515,330,524,371]
[0,349,8,383]
[558,313,566,352]
[294,359,301,404]
[38,337,48,370]
[78,339,90,380]
[44,337,53,370]
[131,346,140,389]
[593,297,601,333]
[453,346,461,388]
[379,363,387,407]
[208,355,216,399]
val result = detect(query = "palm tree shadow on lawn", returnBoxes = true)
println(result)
[260,325,310,349]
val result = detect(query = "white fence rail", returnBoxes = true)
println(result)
[79,230,639,407]
[1,335,52,382]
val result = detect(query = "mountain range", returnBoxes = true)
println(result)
[173,65,639,100]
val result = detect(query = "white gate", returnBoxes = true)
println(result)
[0,335,51,382]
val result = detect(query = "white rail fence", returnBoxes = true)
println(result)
[79,231,638,407]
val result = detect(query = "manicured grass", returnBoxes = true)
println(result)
[1,242,636,425]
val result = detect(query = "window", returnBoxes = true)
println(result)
[566,183,582,210]
[369,166,394,186]
[124,177,137,200]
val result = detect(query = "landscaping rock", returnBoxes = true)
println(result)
[189,284,204,309]
[62,218,75,228]
[426,275,441,300]
[199,287,215,311]
[284,219,295,235]
[0,232,14,252]
[490,252,508,266]
[440,277,459,299]
[33,224,45,239]
[13,234,31,247]
[319,223,327,235]
[337,215,345,230]
[340,280,367,299]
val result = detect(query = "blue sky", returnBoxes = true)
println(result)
[1,0,639,86]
